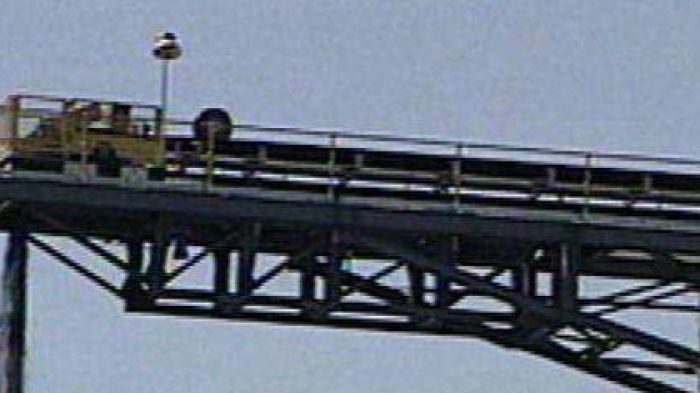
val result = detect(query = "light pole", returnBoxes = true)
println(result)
[152,31,182,124]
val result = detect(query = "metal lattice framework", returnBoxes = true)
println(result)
[2,95,700,392]
[2,176,700,393]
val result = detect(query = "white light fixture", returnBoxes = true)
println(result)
[153,32,182,61]
[152,31,182,120]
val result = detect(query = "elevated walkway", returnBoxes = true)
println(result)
[3,97,700,392]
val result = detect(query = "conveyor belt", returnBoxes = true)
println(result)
[163,137,700,221]
[164,137,700,192]
[9,134,700,221]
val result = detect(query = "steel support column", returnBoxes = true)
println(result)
[146,216,170,292]
[554,243,580,312]
[3,229,27,393]
[300,256,317,303]
[437,236,458,309]
[407,263,426,307]
[124,239,148,310]
[237,223,260,297]
[214,247,231,312]
[512,249,537,297]
[324,230,342,306]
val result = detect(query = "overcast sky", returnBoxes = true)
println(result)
[2,1,700,392]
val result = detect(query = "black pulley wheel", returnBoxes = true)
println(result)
[193,108,233,142]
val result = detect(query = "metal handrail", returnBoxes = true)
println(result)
[7,93,161,110]
[8,103,700,222]
[6,101,700,171]
[201,122,700,170]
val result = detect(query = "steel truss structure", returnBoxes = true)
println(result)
[2,178,700,393]
[3,94,700,392]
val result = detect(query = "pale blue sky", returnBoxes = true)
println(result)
[2,1,700,392]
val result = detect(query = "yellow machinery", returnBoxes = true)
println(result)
[2,94,165,177]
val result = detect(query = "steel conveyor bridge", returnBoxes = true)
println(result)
[3,116,700,392]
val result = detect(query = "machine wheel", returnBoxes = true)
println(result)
[193,108,233,142]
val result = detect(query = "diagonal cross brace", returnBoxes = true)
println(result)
[351,232,700,381]
[29,210,127,271]
[29,235,121,297]
[284,247,687,393]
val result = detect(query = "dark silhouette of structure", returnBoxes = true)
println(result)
[3,98,700,392]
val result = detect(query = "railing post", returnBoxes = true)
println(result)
[6,96,19,146]
[204,122,216,192]
[582,152,593,220]
[4,96,20,173]
[327,133,338,202]
[452,143,463,212]
[79,112,89,180]
[58,101,69,165]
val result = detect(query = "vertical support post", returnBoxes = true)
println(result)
[214,249,230,296]
[300,255,317,303]
[123,239,148,310]
[512,247,544,335]
[3,229,28,393]
[300,254,321,318]
[436,236,458,309]
[512,248,537,297]
[324,229,342,305]
[213,247,231,312]
[145,215,170,292]
[553,243,579,312]
[407,263,426,307]
[236,223,259,297]
[407,261,428,326]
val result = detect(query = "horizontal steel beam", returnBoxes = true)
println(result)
[4,180,700,253]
